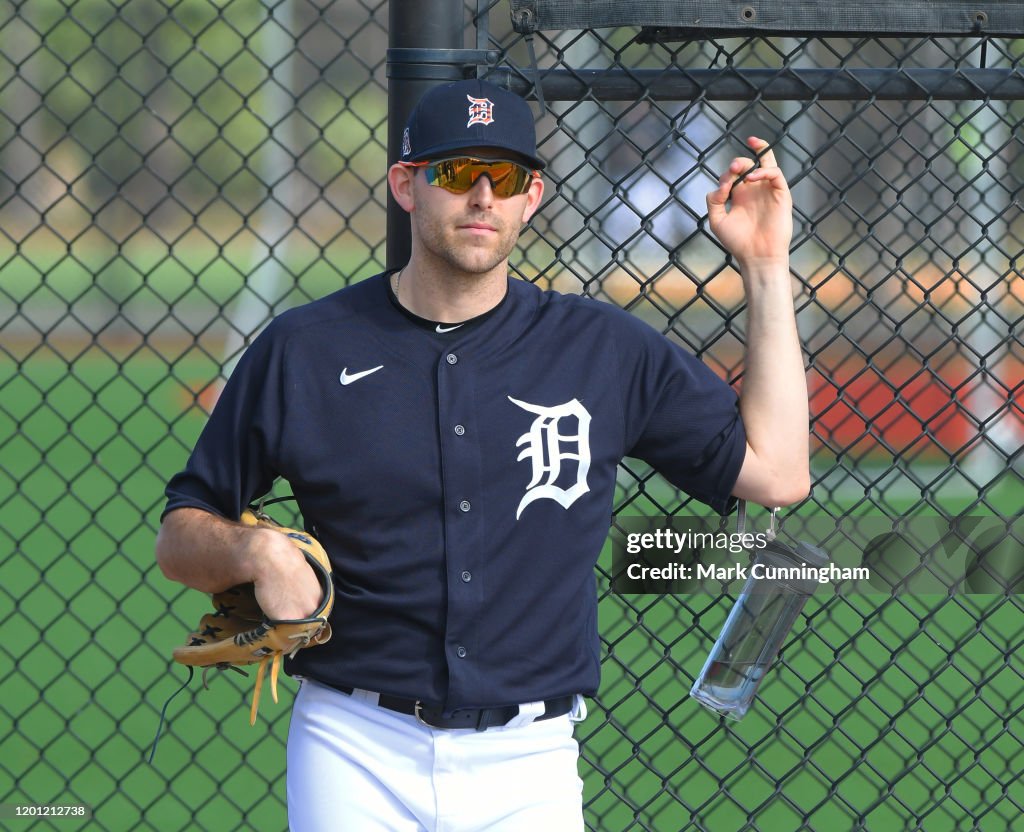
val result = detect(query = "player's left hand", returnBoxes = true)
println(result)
[171,510,335,725]
[706,136,793,270]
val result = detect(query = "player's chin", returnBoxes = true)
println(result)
[456,253,508,276]
[450,237,517,273]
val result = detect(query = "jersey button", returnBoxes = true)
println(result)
[454,424,465,436]
[459,500,471,512]
[456,646,468,658]
[446,353,458,365]
[461,570,472,582]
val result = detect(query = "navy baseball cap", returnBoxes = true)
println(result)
[400,79,545,170]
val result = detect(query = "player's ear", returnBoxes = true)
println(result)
[388,163,416,213]
[520,176,544,224]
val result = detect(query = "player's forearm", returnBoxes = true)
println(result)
[155,507,269,592]
[737,259,810,500]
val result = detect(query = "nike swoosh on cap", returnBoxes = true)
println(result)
[436,324,463,333]
[340,365,383,385]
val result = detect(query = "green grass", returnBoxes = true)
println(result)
[2,331,1022,832]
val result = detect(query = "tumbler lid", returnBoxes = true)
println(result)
[755,538,831,594]
[792,540,830,569]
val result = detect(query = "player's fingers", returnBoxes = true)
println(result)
[716,158,758,200]
[738,167,792,197]
[709,162,740,203]
[707,175,732,212]
[730,157,758,178]
[706,182,731,225]
[706,186,725,216]
[717,158,755,189]
[708,153,765,213]
[748,136,777,168]
[739,166,785,184]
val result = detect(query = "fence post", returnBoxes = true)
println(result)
[386,0,466,270]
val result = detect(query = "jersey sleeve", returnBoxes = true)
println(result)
[616,313,746,515]
[161,320,288,522]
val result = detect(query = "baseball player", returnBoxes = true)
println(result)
[155,79,808,830]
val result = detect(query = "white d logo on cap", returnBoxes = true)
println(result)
[466,95,495,127]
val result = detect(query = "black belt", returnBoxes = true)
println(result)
[328,683,575,731]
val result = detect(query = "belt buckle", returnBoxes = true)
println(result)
[413,701,432,728]
[414,701,481,730]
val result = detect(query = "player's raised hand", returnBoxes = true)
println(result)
[706,136,793,270]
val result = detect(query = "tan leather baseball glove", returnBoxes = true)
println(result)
[171,508,334,725]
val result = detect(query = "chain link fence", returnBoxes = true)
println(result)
[1,0,1021,829]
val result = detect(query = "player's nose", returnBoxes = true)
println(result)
[467,173,495,207]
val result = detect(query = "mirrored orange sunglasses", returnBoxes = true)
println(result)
[399,157,540,198]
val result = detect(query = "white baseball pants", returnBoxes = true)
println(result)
[286,679,585,832]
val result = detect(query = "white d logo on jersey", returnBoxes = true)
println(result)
[508,396,592,519]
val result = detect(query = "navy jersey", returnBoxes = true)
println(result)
[163,272,746,711]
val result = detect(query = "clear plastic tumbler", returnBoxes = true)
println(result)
[690,539,829,719]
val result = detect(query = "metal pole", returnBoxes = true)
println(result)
[222,0,297,374]
[386,0,466,270]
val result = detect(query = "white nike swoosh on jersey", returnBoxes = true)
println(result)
[435,323,463,333]
[339,365,383,385]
